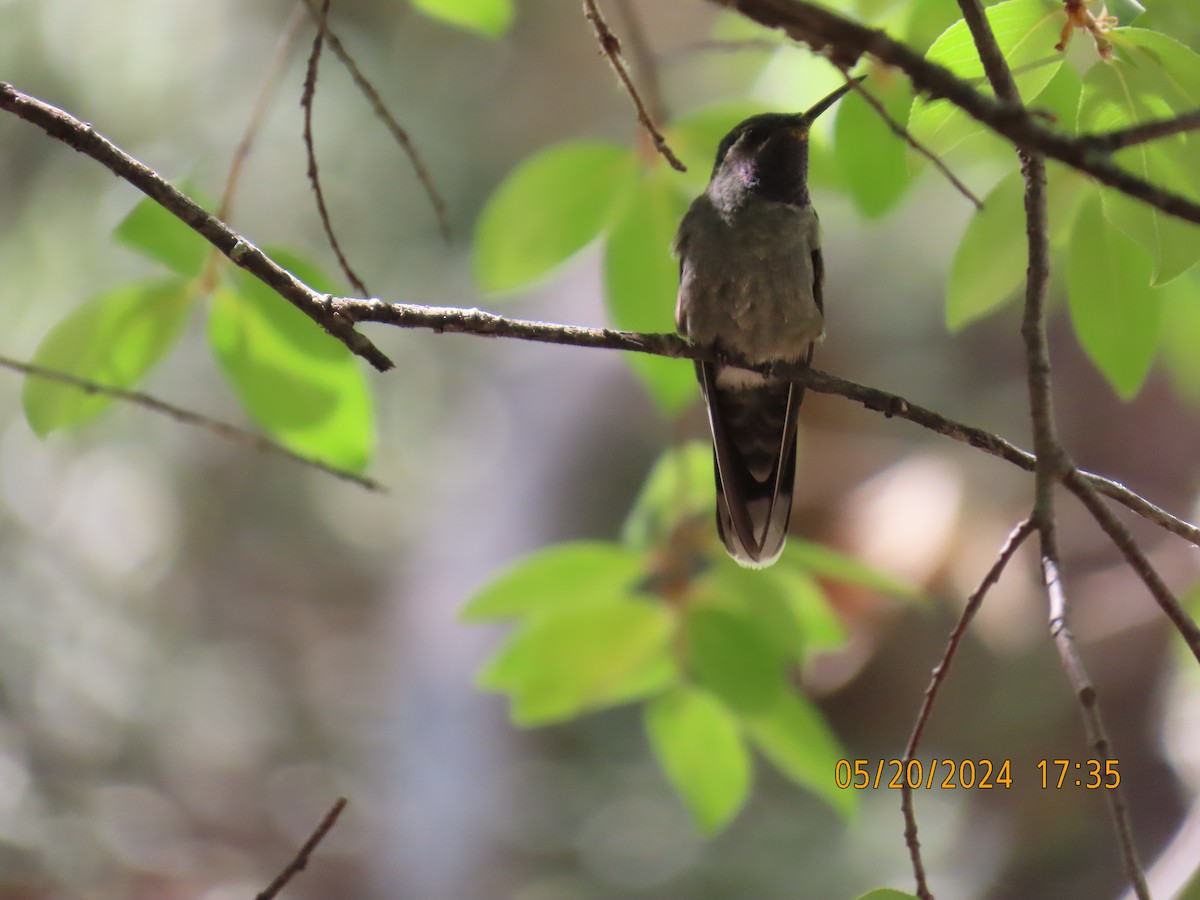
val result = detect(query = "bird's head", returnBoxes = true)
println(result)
[707,77,864,212]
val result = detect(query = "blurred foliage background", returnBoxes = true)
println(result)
[1,0,1200,898]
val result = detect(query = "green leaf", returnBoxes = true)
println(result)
[686,606,784,713]
[1033,53,1083,133]
[752,45,845,112]
[208,252,374,471]
[780,539,921,601]
[947,164,1088,329]
[1084,30,1200,284]
[1160,271,1200,405]
[834,71,912,218]
[772,567,848,652]
[854,890,922,900]
[462,541,646,621]
[479,601,676,725]
[410,0,512,38]
[23,278,193,434]
[947,171,1025,329]
[603,171,695,415]
[1106,0,1146,26]
[473,141,636,294]
[622,441,714,551]
[1065,191,1162,398]
[114,193,210,277]
[903,0,964,52]
[745,691,854,818]
[909,0,1064,158]
[645,687,751,834]
[707,561,806,659]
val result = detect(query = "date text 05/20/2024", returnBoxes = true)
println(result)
[834,758,1122,791]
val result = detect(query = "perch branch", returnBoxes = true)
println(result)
[333,296,1200,549]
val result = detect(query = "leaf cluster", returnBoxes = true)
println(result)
[464,442,920,833]
[24,196,374,472]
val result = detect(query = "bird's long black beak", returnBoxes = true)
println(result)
[798,76,867,125]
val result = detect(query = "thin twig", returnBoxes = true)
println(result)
[1064,471,1200,664]
[900,519,1034,900]
[298,0,452,241]
[303,0,370,296]
[1,356,382,491]
[711,0,1200,227]
[581,0,686,171]
[201,5,308,296]
[612,0,665,124]
[1080,109,1200,152]
[218,4,306,224]
[255,796,349,900]
[0,82,394,372]
[841,68,983,209]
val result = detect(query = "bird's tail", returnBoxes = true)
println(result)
[699,363,802,568]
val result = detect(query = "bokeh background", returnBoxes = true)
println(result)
[1,1,1200,898]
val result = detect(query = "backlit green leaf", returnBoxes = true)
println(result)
[603,170,695,415]
[114,193,210,277]
[1065,191,1162,398]
[473,141,636,293]
[834,70,913,218]
[621,441,715,551]
[479,601,676,725]
[854,890,921,900]
[909,0,1064,158]
[746,691,854,817]
[780,539,920,601]
[1160,271,1200,405]
[23,279,192,434]
[707,560,806,659]
[1084,30,1200,284]
[772,566,848,652]
[686,606,785,713]
[410,0,512,38]
[947,170,1025,329]
[1106,0,1146,26]
[462,541,645,621]
[947,164,1087,329]
[208,252,374,470]
[646,687,751,834]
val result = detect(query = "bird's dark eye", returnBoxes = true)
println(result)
[742,127,763,145]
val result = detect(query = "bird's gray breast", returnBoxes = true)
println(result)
[675,197,822,366]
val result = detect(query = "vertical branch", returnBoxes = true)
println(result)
[949,1,1150,897]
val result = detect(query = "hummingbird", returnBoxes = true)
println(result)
[673,79,861,568]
